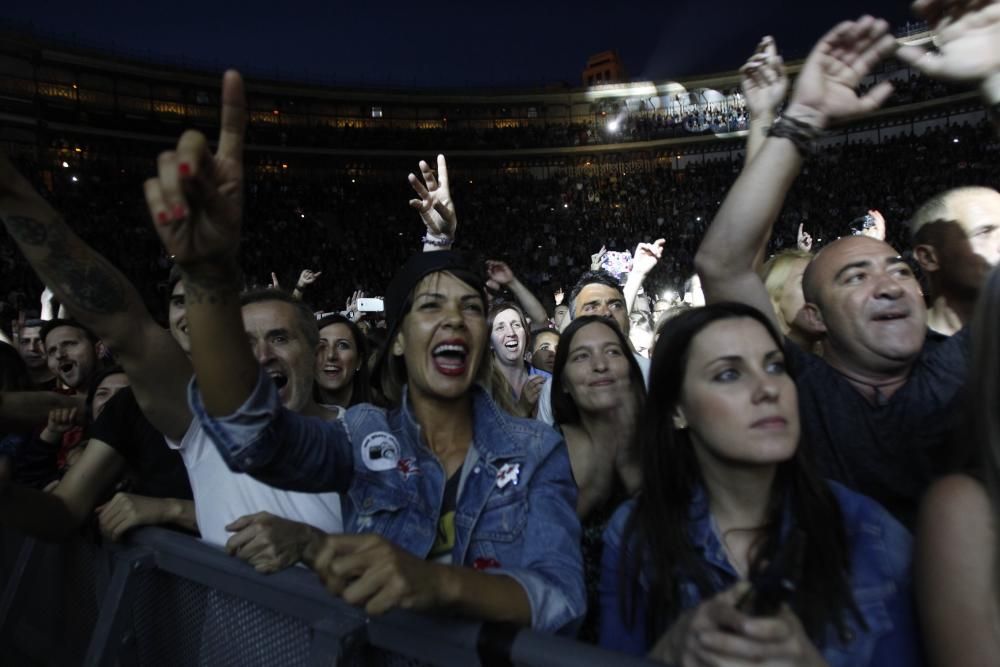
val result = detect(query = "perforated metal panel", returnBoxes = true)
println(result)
[129,571,313,666]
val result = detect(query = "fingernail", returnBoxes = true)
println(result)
[178,162,191,177]
[172,204,188,220]
[156,211,169,225]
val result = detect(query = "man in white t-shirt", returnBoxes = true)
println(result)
[166,288,343,571]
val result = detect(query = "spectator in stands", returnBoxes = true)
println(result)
[550,315,644,640]
[911,186,1000,335]
[599,302,919,666]
[146,85,584,629]
[488,302,547,417]
[15,318,55,389]
[314,313,370,411]
[528,328,559,374]
[695,15,969,527]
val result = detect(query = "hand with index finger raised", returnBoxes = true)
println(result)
[144,70,247,268]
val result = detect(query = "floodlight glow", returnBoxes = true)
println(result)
[608,120,620,132]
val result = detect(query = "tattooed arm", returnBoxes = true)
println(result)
[0,157,192,440]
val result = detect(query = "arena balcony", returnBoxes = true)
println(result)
[0,21,986,160]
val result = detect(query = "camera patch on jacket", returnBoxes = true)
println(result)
[361,432,401,472]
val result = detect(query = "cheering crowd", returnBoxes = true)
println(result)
[2,1,1000,664]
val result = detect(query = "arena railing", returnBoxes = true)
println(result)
[0,525,660,666]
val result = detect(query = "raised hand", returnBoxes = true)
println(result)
[862,209,887,241]
[797,224,814,252]
[632,239,666,277]
[346,290,364,321]
[740,36,789,117]
[590,245,608,271]
[485,260,516,286]
[143,70,247,267]
[270,272,281,289]
[554,288,565,306]
[297,269,321,288]
[786,16,898,128]
[898,2,1000,87]
[408,154,456,240]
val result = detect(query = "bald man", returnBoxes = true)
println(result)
[694,18,972,526]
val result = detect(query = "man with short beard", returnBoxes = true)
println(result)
[16,319,55,389]
[40,319,101,393]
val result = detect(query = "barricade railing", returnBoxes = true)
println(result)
[0,525,659,666]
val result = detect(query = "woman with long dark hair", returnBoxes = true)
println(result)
[549,314,644,641]
[313,313,370,410]
[599,303,920,665]
[487,302,547,417]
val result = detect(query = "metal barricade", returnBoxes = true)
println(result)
[0,526,658,667]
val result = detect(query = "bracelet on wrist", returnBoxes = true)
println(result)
[767,115,823,158]
[422,233,453,247]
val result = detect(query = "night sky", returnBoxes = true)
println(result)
[2,1,916,88]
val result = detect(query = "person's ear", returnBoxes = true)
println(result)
[799,303,827,334]
[391,331,405,357]
[672,408,688,430]
[912,243,940,273]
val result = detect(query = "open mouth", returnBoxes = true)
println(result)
[59,362,76,375]
[268,372,289,390]
[432,342,468,377]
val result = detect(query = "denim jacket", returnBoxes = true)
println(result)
[598,482,923,666]
[188,368,585,633]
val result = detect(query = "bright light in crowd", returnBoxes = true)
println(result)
[61,161,69,168]
[281,163,288,169]
[953,138,959,143]
[607,119,620,133]
[300,214,305,219]
[71,176,78,182]
[563,203,569,209]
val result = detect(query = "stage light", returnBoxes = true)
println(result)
[282,163,288,169]
[71,176,78,182]
[563,204,568,209]
[953,138,959,143]
[608,120,620,133]
[61,161,69,168]
[74,147,82,153]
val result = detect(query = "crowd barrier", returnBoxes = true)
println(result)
[0,526,658,666]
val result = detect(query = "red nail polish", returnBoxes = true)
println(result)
[156,211,169,225]
[172,204,187,220]
[178,162,191,177]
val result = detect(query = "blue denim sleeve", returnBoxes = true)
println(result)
[598,501,649,655]
[188,367,355,493]
[493,434,586,634]
[867,510,925,666]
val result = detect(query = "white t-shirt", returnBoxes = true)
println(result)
[167,418,343,548]
[536,352,651,426]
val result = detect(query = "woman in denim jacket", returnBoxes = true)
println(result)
[598,304,922,665]
[142,106,584,632]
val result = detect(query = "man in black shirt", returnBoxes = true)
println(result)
[695,18,974,526]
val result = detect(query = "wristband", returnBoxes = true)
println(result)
[767,115,823,157]
[422,233,453,247]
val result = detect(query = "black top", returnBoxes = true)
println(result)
[89,387,193,500]
[788,328,970,528]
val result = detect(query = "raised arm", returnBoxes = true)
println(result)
[623,239,665,314]
[0,391,84,431]
[485,260,548,326]
[898,0,1000,134]
[0,159,192,440]
[695,16,897,322]
[143,70,255,417]
[408,154,456,252]
[740,36,789,165]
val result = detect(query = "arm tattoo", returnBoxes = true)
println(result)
[180,263,243,306]
[4,215,50,245]
[2,213,128,315]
